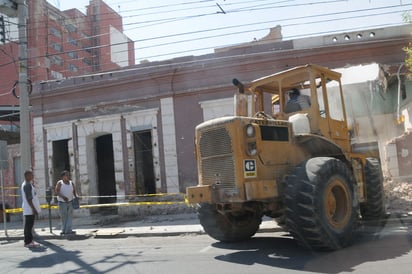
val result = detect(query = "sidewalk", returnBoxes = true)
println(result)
[1,211,411,242]
[0,213,280,241]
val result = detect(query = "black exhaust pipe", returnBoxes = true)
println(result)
[232,78,244,94]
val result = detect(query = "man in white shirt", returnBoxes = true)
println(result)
[55,170,77,235]
[21,170,41,248]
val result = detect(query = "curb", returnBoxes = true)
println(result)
[1,213,410,242]
[0,223,281,241]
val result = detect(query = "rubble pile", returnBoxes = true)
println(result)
[384,179,412,213]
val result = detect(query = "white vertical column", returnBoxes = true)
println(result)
[160,97,179,193]
[32,117,46,199]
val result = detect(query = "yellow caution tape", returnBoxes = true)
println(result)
[0,186,20,190]
[3,208,23,214]
[2,192,185,199]
[3,200,187,214]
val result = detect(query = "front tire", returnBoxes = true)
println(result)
[360,158,385,220]
[284,157,358,250]
[197,203,262,242]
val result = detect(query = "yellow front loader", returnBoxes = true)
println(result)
[187,64,385,250]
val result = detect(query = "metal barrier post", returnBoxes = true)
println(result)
[45,188,52,233]
[0,140,8,236]
[1,169,7,236]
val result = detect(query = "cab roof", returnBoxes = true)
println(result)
[248,64,342,94]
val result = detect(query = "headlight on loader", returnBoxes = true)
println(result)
[246,124,255,137]
[247,142,257,156]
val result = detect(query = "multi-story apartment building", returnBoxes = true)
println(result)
[0,0,134,215]
[0,0,135,108]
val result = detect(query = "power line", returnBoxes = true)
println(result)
[6,2,408,45]
[0,1,409,70]
[22,19,409,78]
[131,7,410,45]
[26,0,346,32]
[135,22,407,60]
[38,29,406,90]
[27,3,412,48]
[1,19,408,74]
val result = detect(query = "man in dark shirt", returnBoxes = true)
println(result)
[21,170,41,248]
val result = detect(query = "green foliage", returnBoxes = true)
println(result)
[405,46,412,71]
[403,12,412,72]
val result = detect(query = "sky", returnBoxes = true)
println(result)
[50,0,412,63]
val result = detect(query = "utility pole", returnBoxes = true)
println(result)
[17,0,31,172]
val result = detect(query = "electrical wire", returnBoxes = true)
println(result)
[25,7,412,54]
[6,18,408,81]
[0,1,410,70]
[4,2,409,48]
[18,0,391,34]
[133,10,411,51]
[21,0,284,31]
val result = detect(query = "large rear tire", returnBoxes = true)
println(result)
[197,203,262,242]
[360,158,386,220]
[284,157,358,250]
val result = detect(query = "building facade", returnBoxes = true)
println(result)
[27,24,412,216]
[0,0,134,213]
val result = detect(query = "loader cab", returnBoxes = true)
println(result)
[248,64,351,153]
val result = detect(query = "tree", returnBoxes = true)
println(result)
[403,12,412,70]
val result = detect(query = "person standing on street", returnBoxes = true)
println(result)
[55,170,77,235]
[21,170,41,248]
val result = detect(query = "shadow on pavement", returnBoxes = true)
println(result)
[213,217,412,273]
[18,239,140,273]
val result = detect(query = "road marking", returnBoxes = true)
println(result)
[199,245,212,253]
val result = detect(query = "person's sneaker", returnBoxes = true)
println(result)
[61,231,76,235]
[24,241,40,248]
